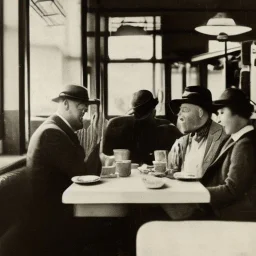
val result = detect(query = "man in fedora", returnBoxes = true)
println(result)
[103,89,181,165]
[163,85,228,219]
[25,85,117,255]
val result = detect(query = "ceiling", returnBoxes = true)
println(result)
[88,0,256,62]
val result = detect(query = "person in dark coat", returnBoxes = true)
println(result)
[202,88,256,221]
[22,85,117,256]
[103,90,181,165]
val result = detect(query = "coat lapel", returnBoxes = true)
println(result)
[202,121,228,173]
[208,137,235,168]
[47,115,80,146]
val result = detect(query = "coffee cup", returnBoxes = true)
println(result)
[116,160,131,177]
[154,150,167,162]
[113,149,130,161]
[153,161,166,173]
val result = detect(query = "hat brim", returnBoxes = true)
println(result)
[52,95,100,104]
[128,99,158,120]
[170,98,214,114]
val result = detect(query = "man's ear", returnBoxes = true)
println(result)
[63,99,69,110]
[198,107,204,118]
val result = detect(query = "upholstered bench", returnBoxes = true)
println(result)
[0,157,30,240]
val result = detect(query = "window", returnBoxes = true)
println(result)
[107,16,164,117]
[29,0,82,134]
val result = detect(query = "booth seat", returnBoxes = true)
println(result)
[0,157,30,242]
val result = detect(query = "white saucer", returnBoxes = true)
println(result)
[72,175,101,184]
[173,172,200,181]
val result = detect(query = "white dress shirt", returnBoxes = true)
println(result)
[182,134,207,178]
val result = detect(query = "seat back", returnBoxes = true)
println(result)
[0,157,30,238]
[136,221,256,256]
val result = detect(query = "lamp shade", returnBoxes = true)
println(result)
[195,12,251,36]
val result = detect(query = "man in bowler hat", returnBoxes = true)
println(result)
[163,86,228,219]
[25,85,116,256]
[103,89,181,165]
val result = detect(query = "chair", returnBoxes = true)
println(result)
[136,221,256,256]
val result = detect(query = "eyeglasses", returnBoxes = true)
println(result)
[178,106,191,114]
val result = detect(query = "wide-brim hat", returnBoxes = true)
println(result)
[213,88,253,111]
[170,86,214,115]
[128,90,159,120]
[52,84,100,104]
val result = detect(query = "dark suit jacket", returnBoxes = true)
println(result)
[103,116,182,165]
[26,115,88,220]
[202,130,256,220]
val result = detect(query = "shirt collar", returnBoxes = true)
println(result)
[191,119,212,143]
[231,125,254,142]
[56,112,74,132]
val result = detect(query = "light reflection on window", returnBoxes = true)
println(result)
[108,35,153,59]
[108,63,165,116]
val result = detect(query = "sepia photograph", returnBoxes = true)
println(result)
[1,0,256,255]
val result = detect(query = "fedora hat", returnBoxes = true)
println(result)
[170,86,213,114]
[52,84,99,104]
[128,90,158,120]
[213,88,251,108]
[213,88,254,116]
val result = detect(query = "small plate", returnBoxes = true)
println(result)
[72,175,101,184]
[173,172,200,181]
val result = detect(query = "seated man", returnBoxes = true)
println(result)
[23,85,119,256]
[164,86,228,220]
[103,90,181,165]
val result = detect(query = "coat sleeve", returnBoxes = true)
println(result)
[41,128,87,178]
[207,139,256,207]
[167,137,184,171]
[102,119,116,156]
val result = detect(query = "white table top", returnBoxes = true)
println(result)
[62,170,210,204]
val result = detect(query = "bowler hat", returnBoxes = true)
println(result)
[52,84,99,104]
[213,88,254,114]
[128,90,158,120]
[170,86,213,115]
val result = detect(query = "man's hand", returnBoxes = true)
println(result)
[167,140,182,170]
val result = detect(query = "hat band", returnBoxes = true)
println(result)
[59,92,89,102]
[133,98,158,119]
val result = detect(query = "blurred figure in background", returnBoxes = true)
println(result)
[103,90,181,165]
